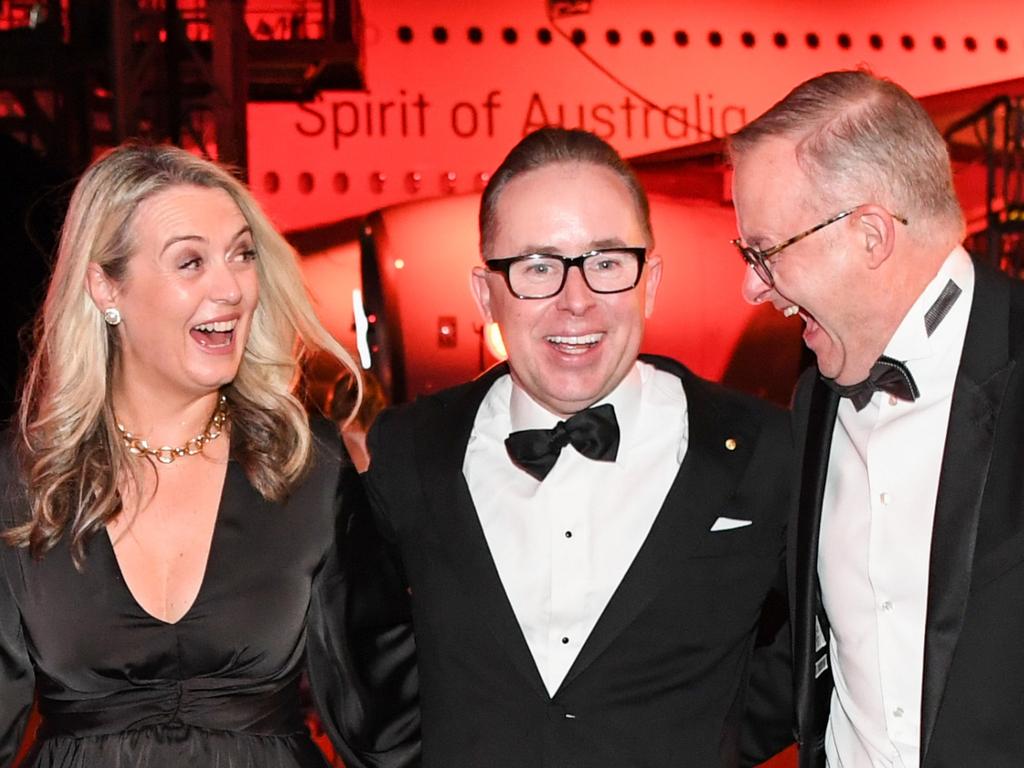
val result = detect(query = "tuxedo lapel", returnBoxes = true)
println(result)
[414,364,550,699]
[921,264,1015,761]
[558,360,763,692]
[793,374,839,749]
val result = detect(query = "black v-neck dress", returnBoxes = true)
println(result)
[0,421,351,768]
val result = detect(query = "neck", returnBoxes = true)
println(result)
[111,383,224,448]
[853,245,949,376]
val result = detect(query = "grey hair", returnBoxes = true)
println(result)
[728,69,964,238]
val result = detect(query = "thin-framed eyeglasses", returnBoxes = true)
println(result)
[731,207,908,288]
[485,247,647,300]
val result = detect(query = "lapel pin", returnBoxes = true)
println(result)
[724,438,737,451]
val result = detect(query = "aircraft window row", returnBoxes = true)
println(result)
[261,170,491,196]
[394,25,1012,54]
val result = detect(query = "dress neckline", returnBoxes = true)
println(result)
[103,459,233,626]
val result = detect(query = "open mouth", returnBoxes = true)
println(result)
[781,304,815,325]
[779,304,821,340]
[546,332,603,354]
[190,319,237,349]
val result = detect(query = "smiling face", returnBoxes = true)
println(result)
[732,137,879,385]
[471,162,661,417]
[90,185,260,405]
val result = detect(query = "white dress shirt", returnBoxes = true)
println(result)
[463,361,688,696]
[820,247,975,768]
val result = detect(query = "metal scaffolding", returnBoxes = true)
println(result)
[0,0,363,175]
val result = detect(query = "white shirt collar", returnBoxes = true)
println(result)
[508,363,643,449]
[885,245,973,364]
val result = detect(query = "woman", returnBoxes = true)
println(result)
[0,143,393,767]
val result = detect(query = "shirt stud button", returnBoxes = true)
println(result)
[561,636,569,644]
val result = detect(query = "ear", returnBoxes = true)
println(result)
[470,266,496,322]
[856,207,898,270]
[85,263,118,312]
[642,254,663,319]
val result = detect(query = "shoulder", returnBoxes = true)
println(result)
[991,262,1024,331]
[288,414,347,506]
[642,355,793,474]
[974,256,1024,293]
[371,364,507,440]
[643,357,794,510]
[784,366,821,451]
[953,258,1024,367]
[642,353,787,428]
[791,365,819,411]
[0,427,27,530]
[309,413,345,464]
[972,256,1024,322]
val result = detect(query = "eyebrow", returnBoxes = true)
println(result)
[160,225,253,256]
[512,237,630,257]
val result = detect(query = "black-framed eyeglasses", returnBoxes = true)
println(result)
[731,206,909,288]
[485,247,647,300]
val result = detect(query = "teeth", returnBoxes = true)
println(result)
[194,319,237,333]
[547,333,602,345]
[782,305,799,318]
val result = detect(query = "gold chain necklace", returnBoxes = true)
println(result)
[117,395,228,465]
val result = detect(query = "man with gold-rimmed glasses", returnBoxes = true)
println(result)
[729,69,1024,768]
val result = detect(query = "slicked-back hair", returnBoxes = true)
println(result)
[479,127,653,259]
[8,142,358,565]
[728,69,964,236]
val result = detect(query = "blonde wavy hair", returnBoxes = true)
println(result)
[7,142,358,565]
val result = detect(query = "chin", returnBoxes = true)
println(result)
[809,345,843,381]
[549,388,606,414]
[189,369,240,392]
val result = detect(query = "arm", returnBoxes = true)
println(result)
[307,415,421,768]
[740,556,795,766]
[0,549,34,768]
[741,405,797,766]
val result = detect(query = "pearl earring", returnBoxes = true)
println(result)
[103,307,122,326]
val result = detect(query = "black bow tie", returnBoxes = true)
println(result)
[504,403,620,481]
[825,356,920,411]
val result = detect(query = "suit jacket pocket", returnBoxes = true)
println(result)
[692,515,783,559]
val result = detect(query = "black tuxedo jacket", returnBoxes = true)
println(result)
[335,354,793,768]
[790,260,1024,767]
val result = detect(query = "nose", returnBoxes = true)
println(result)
[740,264,773,306]
[555,265,597,314]
[211,261,243,304]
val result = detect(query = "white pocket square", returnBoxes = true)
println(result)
[710,516,753,532]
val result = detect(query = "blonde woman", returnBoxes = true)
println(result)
[0,144,414,767]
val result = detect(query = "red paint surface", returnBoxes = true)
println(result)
[248,0,1024,230]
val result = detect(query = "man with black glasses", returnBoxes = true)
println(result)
[327,127,795,767]
[729,69,1024,767]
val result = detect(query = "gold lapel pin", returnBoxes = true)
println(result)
[724,438,737,451]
